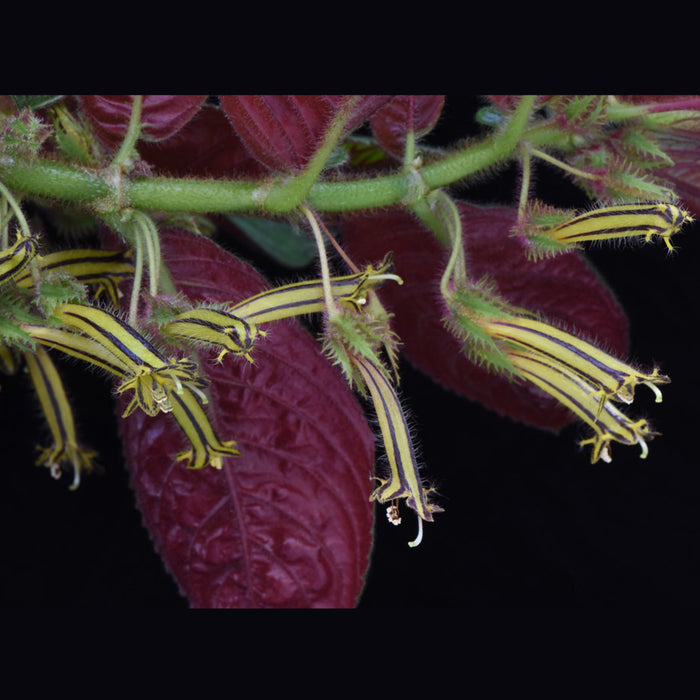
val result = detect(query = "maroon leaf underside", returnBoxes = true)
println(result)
[661,153,700,218]
[341,204,630,432]
[370,95,446,160]
[117,229,375,608]
[219,95,393,172]
[79,95,208,151]
[137,105,268,179]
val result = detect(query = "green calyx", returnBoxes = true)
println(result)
[322,304,400,392]
[443,281,518,378]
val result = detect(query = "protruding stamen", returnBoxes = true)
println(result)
[644,381,664,403]
[638,434,649,459]
[408,514,424,548]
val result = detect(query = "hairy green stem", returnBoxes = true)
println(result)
[517,144,531,221]
[420,95,537,191]
[435,192,467,294]
[0,157,110,203]
[300,204,337,316]
[0,96,574,218]
[264,96,359,212]
[528,145,600,181]
[112,96,143,168]
[129,231,144,325]
[0,178,33,246]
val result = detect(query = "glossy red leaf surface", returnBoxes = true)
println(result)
[341,203,630,431]
[118,229,375,608]
[370,95,445,159]
[79,95,207,150]
[219,95,392,172]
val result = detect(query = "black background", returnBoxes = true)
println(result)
[2,95,699,608]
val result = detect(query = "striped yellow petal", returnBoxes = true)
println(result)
[0,232,39,285]
[544,203,692,250]
[164,307,263,364]
[53,302,167,370]
[15,248,134,307]
[509,350,655,463]
[52,303,208,418]
[0,344,21,375]
[169,385,240,470]
[352,354,442,546]
[483,313,669,410]
[228,255,400,325]
[22,323,132,378]
[24,346,97,489]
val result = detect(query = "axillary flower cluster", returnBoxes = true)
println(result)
[444,199,694,465]
[0,199,412,506]
[0,225,239,483]
[476,307,667,464]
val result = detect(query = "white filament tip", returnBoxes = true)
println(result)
[408,515,424,548]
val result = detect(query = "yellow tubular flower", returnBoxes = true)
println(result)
[543,203,693,251]
[0,344,21,375]
[227,255,400,325]
[169,385,240,470]
[509,349,656,464]
[52,303,208,418]
[53,302,170,370]
[164,307,264,364]
[22,323,133,379]
[14,248,134,306]
[24,321,235,470]
[0,232,39,285]
[482,313,669,411]
[24,346,97,489]
[352,354,442,547]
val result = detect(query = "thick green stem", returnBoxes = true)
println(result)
[0,96,572,218]
[0,157,110,203]
[126,176,263,212]
[264,96,358,212]
[421,95,537,190]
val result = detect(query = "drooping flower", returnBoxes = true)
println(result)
[51,302,209,418]
[168,384,240,470]
[478,311,669,410]
[163,306,264,364]
[24,346,97,489]
[226,254,399,325]
[449,293,668,463]
[23,319,232,471]
[14,247,134,307]
[508,349,656,464]
[350,353,442,547]
[525,202,693,252]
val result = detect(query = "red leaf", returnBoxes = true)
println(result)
[657,133,700,218]
[664,162,700,218]
[118,229,375,607]
[341,204,629,431]
[370,95,445,159]
[79,95,207,150]
[138,104,267,178]
[219,95,392,172]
